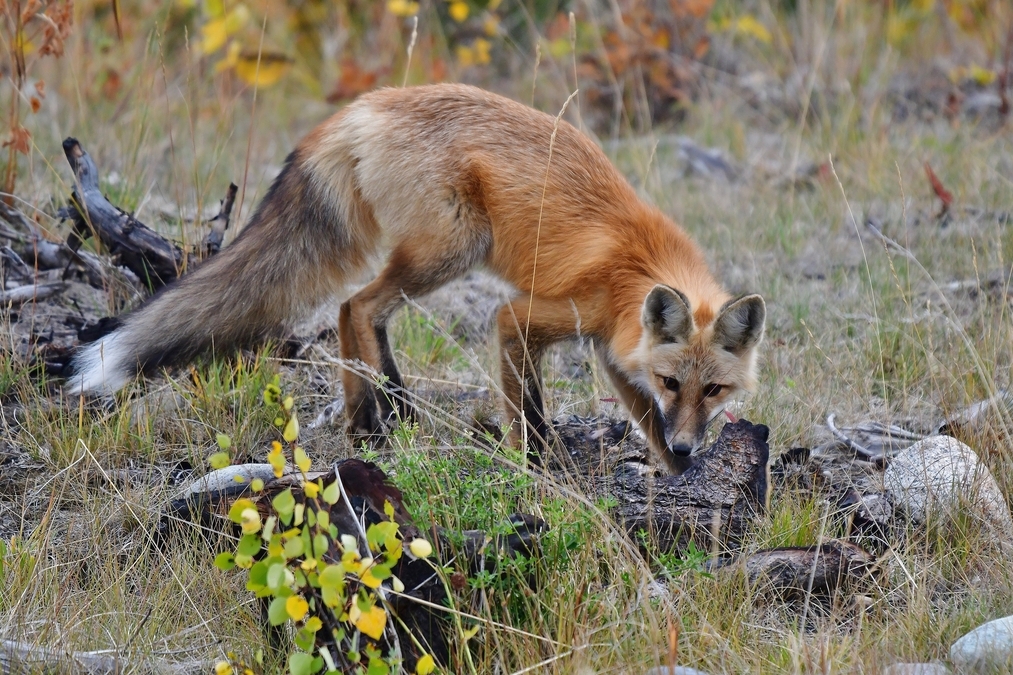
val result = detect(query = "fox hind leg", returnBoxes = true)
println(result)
[339,230,490,443]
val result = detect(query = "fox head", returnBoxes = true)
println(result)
[638,284,765,461]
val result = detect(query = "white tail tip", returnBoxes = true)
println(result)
[67,332,133,395]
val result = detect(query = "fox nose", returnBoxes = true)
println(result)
[668,442,694,457]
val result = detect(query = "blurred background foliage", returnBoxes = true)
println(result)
[1,0,1011,196]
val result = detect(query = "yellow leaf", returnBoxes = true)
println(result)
[473,38,491,65]
[214,661,234,675]
[409,538,433,558]
[461,624,480,641]
[223,4,250,33]
[352,603,387,640]
[969,65,996,86]
[456,44,474,68]
[387,0,419,17]
[416,654,436,675]
[305,616,323,632]
[282,413,300,442]
[251,478,265,492]
[283,396,294,411]
[359,559,382,589]
[201,18,228,54]
[294,446,311,474]
[304,481,319,498]
[286,595,309,621]
[449,1,469,22]
[235,52,293,88]
[240,508,262,535]
[208,451,230,470]
[734,15,771,44]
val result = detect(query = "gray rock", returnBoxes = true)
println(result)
[882,663,950,675]
[883,436,1013,538]
[644,667,711,675]
[950,615,1013,671]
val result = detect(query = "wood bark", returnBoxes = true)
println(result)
[60,138,192,290]
[604,418,770,553]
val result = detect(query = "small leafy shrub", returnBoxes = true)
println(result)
[211,376,439,675]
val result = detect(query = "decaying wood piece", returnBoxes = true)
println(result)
[0,638,207,675]
[59,138,194,290]
[0,200,109,288]
[161,459,546,672]
[605,419,770,553]
[712,539,878,601]
[202,183,237,257]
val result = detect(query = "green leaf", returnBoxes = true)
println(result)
[216,433,232,451]
[366,656,389,675]
[267,562,287,590]
[273,489,296,518]
[213,552,235,571]
[294,627,315,652]
[313,534,329,559]
[227,498,257,524]
[322,481,340,505]
[267,597,289,626]
[283,537,305,559]
[237,534,262,557]
[208,452,230,470]
[318,563,345,589]
[288,652,315,675]
[369,563,392,582]
[247,560,269,591]
[283,414,300,443]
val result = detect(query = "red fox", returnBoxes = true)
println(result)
[69,84,764,474]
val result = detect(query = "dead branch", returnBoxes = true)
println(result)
[58,138,194,290]
[202,183,237,257]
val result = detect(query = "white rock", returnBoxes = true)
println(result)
[882,663,950,675]
[950,615,1013,671]
[883,436,1013,538]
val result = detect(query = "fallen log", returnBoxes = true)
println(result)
[0,638,207,675]
[605,419,770,553]
[59,138,192,289]
[710,539,878,601]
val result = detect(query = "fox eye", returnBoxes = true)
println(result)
[703,384,725,398]
[661,376,680,392]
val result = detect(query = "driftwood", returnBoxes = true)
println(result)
[0,638,207,675]
[58,138,237,290]
[605,419,770,553]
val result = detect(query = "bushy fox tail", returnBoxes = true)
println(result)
[68,147,368,394]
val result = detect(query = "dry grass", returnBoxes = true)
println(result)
[3,1,1013,674]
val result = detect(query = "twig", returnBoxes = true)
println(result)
[825,413,877,460]
[332,464,403,664]
[0,282,65,305]
[202,183,238,257]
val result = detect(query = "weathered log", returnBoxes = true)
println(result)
[0,638,207,675]
[59,138,194,290]
[605,419,770,553]
[0,200,108,288]
[711,539,878,601]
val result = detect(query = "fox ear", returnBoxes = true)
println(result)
[713,294,765,354]
[642,285,694,344]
